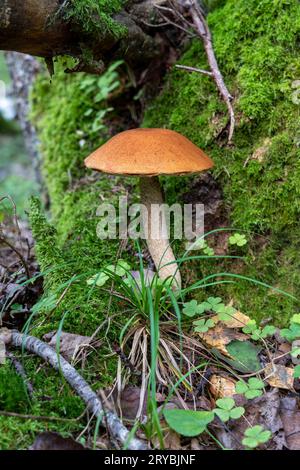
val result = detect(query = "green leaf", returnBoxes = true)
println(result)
[216,398,235,411]
[163,409,214,437]
[216,304,237,322]
[248,377,264,389]
[105,260,131,277]
[293,365,300,378]
[280,323,300,342]
[245,389,263,399]
[226,340,261,373]
[261,325,276,338]
[207,297,223,311]
[291,314,300,324]
[230,407,244,420]
[193,318,215,333]
[291,347,300,357]
[242,425,271,448]
[214,409,230,422]
[183,300,199,317]
[242,437,258,449]
[229,233,247,247]
[86,272,109,287]
[235,381,248,394]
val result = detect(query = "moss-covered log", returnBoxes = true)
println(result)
[0,0,160,67]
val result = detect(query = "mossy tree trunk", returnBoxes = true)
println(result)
[0,0,167,69]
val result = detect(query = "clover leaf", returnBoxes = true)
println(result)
[235,377,264,399]
[193,318,215,333]
[213,398,244,423]
[183,300,200,317]
[243,321,276,341]
[280,322,300,342]
[229,233,247,247]
[242,425,271,449]
[86,272,109,287]
[291,314,300,325]
[293,365,300,379]
[203,246,215,256]
[215,304,237,322]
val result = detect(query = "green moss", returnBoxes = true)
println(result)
[143,0,300,325]
[63,0,127,40]
[0,364,29,413]
[29,59,135,339]
[0,358,85,450]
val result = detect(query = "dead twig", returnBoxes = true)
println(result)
[158,0,235,142]
[175,64,212,76]
[9,330,147,450]
[0,236,30,279]
[187,1,235,142]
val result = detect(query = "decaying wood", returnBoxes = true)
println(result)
[0,0,160,68]
[9,331,148,450]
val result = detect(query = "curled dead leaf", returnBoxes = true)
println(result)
[209,374,236,398]
[197,324,247,356]
[264,363,294,390]
[212,310,250,329]
[43,331,93,361]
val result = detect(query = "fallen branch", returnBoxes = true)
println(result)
[159,0,235,142]
[175,64,212,76]
[187,0,235,142]
[9,331,147,450]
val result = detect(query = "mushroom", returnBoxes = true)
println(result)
[84,128,214,290]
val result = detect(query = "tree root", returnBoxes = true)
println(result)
[9,331,148,450]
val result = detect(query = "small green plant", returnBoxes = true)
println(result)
[182,299,201,317]
[291,314,300,324]
[193,318,215,333]
[193,238,215,256]
[293,365,300,378]
[182,296,223,317]
[242,320,276,340]
[215,303,237,322]
[235,377,265,399]
[163,408,215,437]
[213,398,245,423]
[228,233,247,247]
[280,321,300,342]
[242,425,271,449]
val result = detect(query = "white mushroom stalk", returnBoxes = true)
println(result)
[140,176,181,290]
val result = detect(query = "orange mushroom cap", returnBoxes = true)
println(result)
[84,128,214,176]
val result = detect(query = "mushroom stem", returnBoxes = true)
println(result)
[140,176,182,290]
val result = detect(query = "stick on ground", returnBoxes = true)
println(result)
[9,331,147,450]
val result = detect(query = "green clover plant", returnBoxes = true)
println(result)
[235,378,265,399]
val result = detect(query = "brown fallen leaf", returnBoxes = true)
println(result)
[197,324,247,356]
[152,421,182,450]
[209,374,236,398]
[212,310,250,329]
[43,331,93,361]
[280,396,300,450]
[29,432,87,450]
[264,363,294,390]
[215,389,285,450]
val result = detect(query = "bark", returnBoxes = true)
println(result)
[0,0,162,67]
[10,330,148,450]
